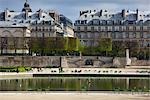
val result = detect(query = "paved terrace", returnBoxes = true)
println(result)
[0,68,150,79]
[0,92,149,100]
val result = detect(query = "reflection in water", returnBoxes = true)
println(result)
[0,77,149,92]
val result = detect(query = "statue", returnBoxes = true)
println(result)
[126,49,131,66]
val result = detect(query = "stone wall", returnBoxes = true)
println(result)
[64,56,113,68]
[0,56,149,68]
[0,56,60,67]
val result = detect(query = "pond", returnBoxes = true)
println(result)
[0,77,149,92]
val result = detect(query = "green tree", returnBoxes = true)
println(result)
[95,38,112,56]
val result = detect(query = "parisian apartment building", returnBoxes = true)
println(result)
[74,9,150,48]
[0,1,74,54]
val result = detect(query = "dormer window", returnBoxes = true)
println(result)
[49,21,51,25]
[81,21,84,24]
[43,16,45,18]
[35,20,38,24]
[91,15,94,18]
[12,23,16,25]
[42,20,45,25]
[85,15,87,18]
[19,20,24,23]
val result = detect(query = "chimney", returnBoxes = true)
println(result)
[25,10,28,20]
[90,10,91,13]
[38,9,42,19]
[136,9,139,20]
[80,11,82,16]
[100,10,103,16]
[122,9,126,20]
[4,8,9,21]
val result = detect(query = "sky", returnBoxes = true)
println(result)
[0,0,150,21]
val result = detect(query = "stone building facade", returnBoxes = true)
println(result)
[0,0,74,38]
[0,25,30,54]
[74,9,150,48]
[0,0,74,54]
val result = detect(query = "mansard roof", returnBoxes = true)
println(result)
[76,9,150,25]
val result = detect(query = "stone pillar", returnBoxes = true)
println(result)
[79,51,82,59]
[126,49,131,66]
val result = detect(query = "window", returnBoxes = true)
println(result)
[42,33,44,37]
[140,26,143,31]
[143,26,147,30]
[126,32,129,38]
[129,26,133,31]
[114,26,119,31]
[126,26,129,31]
[81,21,84,24]
[42,21,45,25]
[147,32,150,38]
[122,26,126,31]
[133,26,136,30]
[104,14,107,17]
[98,27,101,31]
[115,32,120,38]
[105,26,108,31]
[108,26,112,31]
[133,33,136,38]
[112,32,116,39]
[93,20,99,25]
[43,27,45,31]
[136,26,140,30]
[101,26,105,31]
[102,20,106,25]
[119,26,122,31]
[28,20,31,23]
[49,21,51,25]
[84,26,87,31]
[91,27,94,31]
[8,15,11,17]
[140,33,143,38]
[138,20,143,25]
[77,27,80,31]
[107,20,113,25]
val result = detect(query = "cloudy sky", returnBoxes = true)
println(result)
[0,0,150,21]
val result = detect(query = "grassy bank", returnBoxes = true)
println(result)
[0,66,32,72]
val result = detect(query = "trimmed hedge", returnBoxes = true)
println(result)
[0,66,32,72]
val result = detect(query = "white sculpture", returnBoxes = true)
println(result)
[126,49,131,66]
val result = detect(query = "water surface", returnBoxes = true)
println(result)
[0,77,149,92]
